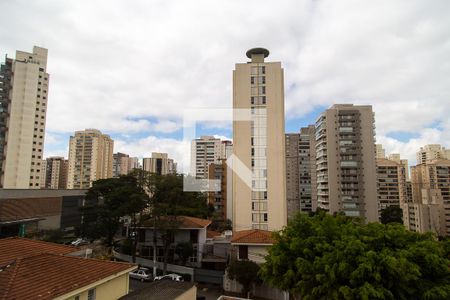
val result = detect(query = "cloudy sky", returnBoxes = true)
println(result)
[1,0,449,171]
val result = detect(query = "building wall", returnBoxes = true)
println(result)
[208,161,227,221]
[2,46,49,189]
[233,50,286,231]
[0,58,13,187]
[174,285,197,300]
[375,144,386,159]
[376,158,407,218]
[56,273,130,300]
[410,159,450,235]
[417,144,450,164]
[285,133,300,219]
[67,129,114,189]
[285,125,316,220]
[41,156,68,189]
[316,104,378,222]
[191,136,223,179]
[0,190,87,233]
[143,152,176,175]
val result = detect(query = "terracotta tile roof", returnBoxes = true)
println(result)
[0,237,78,265]
[119,280,195,300]
[231,229,275,245]
[0,253,136,300]
[141,216,211,229]
[207,230,221,238]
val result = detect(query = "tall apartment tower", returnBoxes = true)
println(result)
[143,152,176,175]
[208,160,228,222]
[416,144,450,164]
[286,125,317,220]
[376,157,407,216]
[0,46,49,188]
[403,159,450,236]
[375,144,386,159]
[190,136,223,179]
[220,140,233,159]
[315,104,378,222]
[40,156,68,189]
[112,152,139,177]
[232,48,286,231]
[388,153,409,180]
[67,129,114,189]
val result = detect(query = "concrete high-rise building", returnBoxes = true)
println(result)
[143,152,176,175]
[402,200,445,236]
[232,48,286,231]
[112,152,140,177]
[67,129,114,189]
[375,144,386,159]
[220,140,233,159]
[388,153,409,180]
[315,104,378,222]
[286,125,317,220]
[405,159,450,236]
[0,46,49,189]
[208,160,228,222]
[40,156,68,189]
[190,136,223,179]
[376,158,407,217]
[416,144,450,165]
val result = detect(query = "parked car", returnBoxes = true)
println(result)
[70,238,88,246]
[130,267,152,282]
[154,273,184,282]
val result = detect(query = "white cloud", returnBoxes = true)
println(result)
[114,135,190,173]
[378,128,450,165]
[1,0,449,163]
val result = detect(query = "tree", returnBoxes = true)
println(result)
[81,175,148,247]
[259,211,450,300]
[140,172,211,274]
[228,260,261,298]
[175,242,194,265]
[380,206,403,224]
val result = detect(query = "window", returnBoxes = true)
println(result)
[239,245,248,260]
[88,289,96,300]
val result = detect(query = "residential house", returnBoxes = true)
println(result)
[136,216,211,267]
[0,237,137,300]
[224,230,287,300]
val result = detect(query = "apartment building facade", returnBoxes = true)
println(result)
[208,160,228,221]
[416,144,450,165]
[404,159,450,236]
[40,156,68,189]
[285,125,317,220]
[191,136,224,179]
[112,152,140,177]
[143,152,176,175]
[0,46,49,189]
[232,48,286,231]
[67,129,114,189]
[376,158,407,217]
[315,104,378,222]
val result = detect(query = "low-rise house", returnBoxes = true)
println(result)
[0,237,137,300]
[224,230,288,300]
[231,229,274,263]
[135,216,211,267]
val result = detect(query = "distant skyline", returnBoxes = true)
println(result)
[1,0,449,169]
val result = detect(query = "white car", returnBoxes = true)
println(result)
[130,268,152,282]
[71,238,88,246]
[153,273,184,282]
